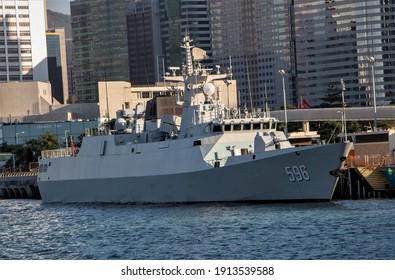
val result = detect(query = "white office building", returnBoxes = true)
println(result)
[0,0,49,83]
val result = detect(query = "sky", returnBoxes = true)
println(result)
[46,0,72,14]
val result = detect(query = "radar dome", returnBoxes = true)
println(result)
[115,118,127,132]
[203,83,215,96]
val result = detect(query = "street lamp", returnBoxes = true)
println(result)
[15,131,25,145]
[278,69,288,136]
[366,55,377,131]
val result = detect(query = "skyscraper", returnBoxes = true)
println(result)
[47,28,69,104]
[127,0,162,85]
[71,0,131,103]
[159,0,212,69]
[208,0,294,109]
[293,0,395,107]
[0,0,48,83]
[209,0,395,109]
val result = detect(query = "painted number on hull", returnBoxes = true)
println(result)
[285,165,310,182]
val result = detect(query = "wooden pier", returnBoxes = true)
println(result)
[333,165,395,200]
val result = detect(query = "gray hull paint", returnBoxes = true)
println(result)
[38,143,347,203]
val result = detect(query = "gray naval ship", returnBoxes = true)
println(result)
[37,34,352,203]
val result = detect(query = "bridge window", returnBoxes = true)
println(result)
[193,140,202,146]
[213,125,222,132]
[243,123,252,130]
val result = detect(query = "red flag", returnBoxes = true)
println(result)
[71,136,75,155]
[299,97,310,109]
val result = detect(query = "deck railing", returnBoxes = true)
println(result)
[41,148,79,159]
[348,154,393,168]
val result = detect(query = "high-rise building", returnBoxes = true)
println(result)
[0,0,49,83]
[208,0,294,109]
[209,0,395,109]
[71,0,131,103]
[46,28,69,104]
[159,0,212,69]
[293,0,395,107]
[127,0,162,85]
[66,38,75,98]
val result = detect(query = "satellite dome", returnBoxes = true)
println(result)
[203,83,215,96]
[115,118,127,131]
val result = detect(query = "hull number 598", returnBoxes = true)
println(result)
[285,165,310,182]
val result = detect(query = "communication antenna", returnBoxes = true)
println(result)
[192,48,208,62]
[228,56,233,78]
[215,65,221,74]
[168,66,180,76]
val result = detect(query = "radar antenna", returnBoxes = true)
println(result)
[181,31,194,76]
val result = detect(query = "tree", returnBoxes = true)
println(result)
[26,132,59,163]
[347,121,362,133]
[2,132,59,171]
[319,85,342,107]
[317,121,342,143]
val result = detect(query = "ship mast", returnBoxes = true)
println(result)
[164,32,230,138]
[178,32,197,137]
[181,33,194,76]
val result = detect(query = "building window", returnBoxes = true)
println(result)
[23,75,33,80]
[10,75,21,81]
[8,48,20,54]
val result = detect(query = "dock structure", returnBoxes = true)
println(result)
[331,127,395,199]
[333,162,395,200]
[0,172,40,199]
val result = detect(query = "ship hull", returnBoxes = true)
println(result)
[37,143,350,203]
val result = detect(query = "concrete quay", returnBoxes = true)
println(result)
[0,172,40,199]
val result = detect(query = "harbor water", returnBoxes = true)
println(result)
[1,199,395,260]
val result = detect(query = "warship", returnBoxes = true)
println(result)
[37,34,351,203]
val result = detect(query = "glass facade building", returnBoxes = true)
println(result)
[293,0,395,107]
[209,0,395,109]
[46,29,69,104]
[159,0,212,68]
[69,0,395,108]
[208,0,294,109]
[71,0,131,103]
[127,0,158,85]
